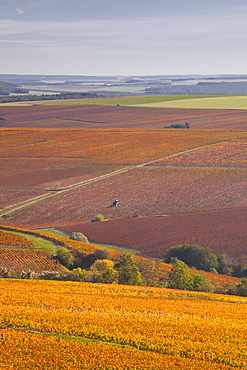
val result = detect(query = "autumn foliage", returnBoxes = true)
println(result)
[1,279,247,369]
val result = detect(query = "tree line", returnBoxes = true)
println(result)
[164,244,247,277]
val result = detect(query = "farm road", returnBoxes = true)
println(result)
[0,140,231,218]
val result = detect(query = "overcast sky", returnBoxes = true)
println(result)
[1,0,247,76]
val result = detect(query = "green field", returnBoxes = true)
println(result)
[134,95,247,110]
[44,94,220,106]
[42,94,247,109]
[5,94,246,109]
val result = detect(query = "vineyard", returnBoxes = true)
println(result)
[0,248,65,273]
[2,128,244,191]
[0,229,35,247]
[64,206,247,263]
[151,140,247,168]
[0,279,247,369]
[0,94,247,368]
[1,103,247,129]
[2,166,246,229]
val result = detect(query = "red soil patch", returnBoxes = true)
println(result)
[0,104,247,129]
[60,206,247,263]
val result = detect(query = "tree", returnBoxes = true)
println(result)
[217,254,233,275]
[70,232,89,244]
[164,244,218,272]
[167,261,194,290]
[236,277,247,296]
[115,254,143,286]
[232,263,247,278]
[192,273,214,292]
[90,259,118,284]
[135,258,166,287]
[56,247,75,269]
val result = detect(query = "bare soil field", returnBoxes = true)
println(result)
[59,206,247,263]
[1,104,247,129]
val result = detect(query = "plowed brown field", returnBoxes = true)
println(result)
[1,104,247,129]
[59,206,247,263]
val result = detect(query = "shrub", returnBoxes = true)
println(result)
[70,232,89,244]
[20,270,38,279]
[66,268,87,282]
[95,214,105,222]
[56,247,75,269]
[39,271,61,280]
[0,267,16,278]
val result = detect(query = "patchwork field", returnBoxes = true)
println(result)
[0,93,247,369]
[0,96,246,271]
[1,279,247,369]
[1,102,247,129]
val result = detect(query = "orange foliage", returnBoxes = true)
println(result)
[0,248,65,273]
[1,128,246,166]
[152,141,247,168]
[0,229,35,247]
[0,328,234,370]
[0,279,247,369]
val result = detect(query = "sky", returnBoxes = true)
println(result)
[0,0,247,76]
